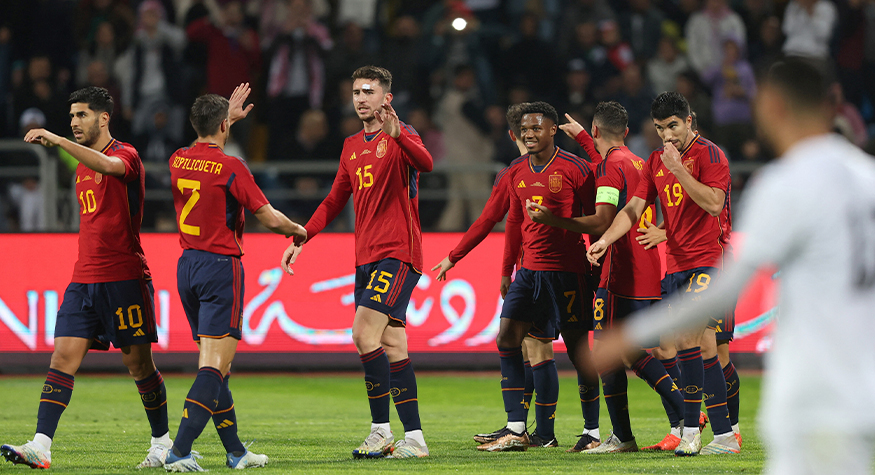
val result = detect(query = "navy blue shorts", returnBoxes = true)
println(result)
[177,249,244,341]
[354,258,420,325]
[661,266,734,341]
[54,279,157,349]
[501,268,591,340]
[592,288,657,342]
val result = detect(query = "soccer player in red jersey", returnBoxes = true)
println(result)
[588,92,739,456]
[281,66,433,459]
[465,102,602,452]
[527,103,685,453]
[162,85,307,471]
[2,87,170,470]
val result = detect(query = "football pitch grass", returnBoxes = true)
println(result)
[0,371,763,474]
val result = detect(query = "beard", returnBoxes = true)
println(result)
[76,121,101,147]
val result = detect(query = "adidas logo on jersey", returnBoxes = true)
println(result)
[371,294,382,303]
[216,419,235,429]
[518,180,526,188]
[349,152,357,160]
[132,329,145,337]
[656,169,664,177]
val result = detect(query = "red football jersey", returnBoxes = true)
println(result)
[595,146,661,299]
[72,139,150,283]
[503,148,596,275]
[448,160,517,263]
[305,124,433,271]
[635,134,731,273]
[169,142,269,256]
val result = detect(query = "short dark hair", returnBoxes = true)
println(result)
[690,110,698,131]
[519,101,559,126]
[593,101,628,137]
[189,94,229,137]
[650,91,690,121]
[351,65,392,93]
[69,86,114,118]
[765,58,828,111]
[506,103,529,136]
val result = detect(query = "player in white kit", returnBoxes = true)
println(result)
[591,59,875,474]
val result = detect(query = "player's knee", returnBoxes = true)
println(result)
[49,351,82,375]
[352,330,380,354]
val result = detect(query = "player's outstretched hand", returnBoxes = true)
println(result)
[229,82,255,124]
[289,223,307,245]
[281,243,303,276]
[525,199,556,226]
[500,276,511,299]
[558,113,585,139]
[374,103,401,138]
[636,219,666,250]
[431,256,455,281]
[23,128,61,148]
[587,238,609,266]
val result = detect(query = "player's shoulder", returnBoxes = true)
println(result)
[344,128,364,143]
[399,121,419,136]
[554,147,592,175]
[689,135,726,164]
[495,155,528,185]
[106,139,139,158]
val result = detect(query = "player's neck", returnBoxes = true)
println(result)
[599,140,624,159]
[90,133,113,152]
[196,136,224,151]
[362,118,381,134]
[529,145,556,166]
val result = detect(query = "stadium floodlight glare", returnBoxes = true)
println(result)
[452,17,467,31]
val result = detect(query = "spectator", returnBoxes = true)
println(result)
[600,19,634,74]
[558,0,616,54]
[325,22,378,97]
[434,64,494,231]
[561,21,617,92]
[749,16,784,75]
[702,36,756,159]
[502,11,558,100]
[13,56,68,134]
[558,59,596,126]
[685,0,747,76]
[782,0,837,60]
[381,15,427,118]
[835,0,866,107]
[76,21,122,88]
[647,35,690,93]
[74,0,136,53]
[8,177,45,232]
[485,104,519,166]
[83,60,125,135]
[407,107,445,164]
[0,24,12,137]
[610,63,653,135]
[289,109,336,161]
[116,0,186,144]
[627,116,663,159]
[676,70,713,136]
[263,0,332,161]
[830,82,868,147]
[620,0,665,61]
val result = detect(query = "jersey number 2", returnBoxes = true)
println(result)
[177,178,201,236]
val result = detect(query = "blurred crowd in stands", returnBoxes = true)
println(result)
[0,0,873,232]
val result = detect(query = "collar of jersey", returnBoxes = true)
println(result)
[528,147,559,173]
[99,138,117,154]
[363,130,383,143]
[604,146,622,159]
[679,133,700,159]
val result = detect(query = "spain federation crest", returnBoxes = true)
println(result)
[548,173,562,193]
[683,158,695,174]
[94,172,103,184]
[376,138,388,158]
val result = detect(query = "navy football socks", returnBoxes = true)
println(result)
[723,361,741,426]
[703,356,732,435]
[659,356,682,426]
[389,358,421,432]
[579,372,600,431]
[498,346,527,425]
[601,368,632,442]
[360,347,391,424]
[173,367,223,456]
[531,359,558,439]
[677,347,704,430]
[36,369,74,439]
[212,374,245,455]
[523,360,534,418]
[632,355,683,427]
[135,370,169,438]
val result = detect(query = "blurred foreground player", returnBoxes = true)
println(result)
[597,58,875,474]
[282,66,433,459]
[2,87,170,469]
[163,85,306,471]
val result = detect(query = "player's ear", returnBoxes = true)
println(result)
[508,130,517,142]
[624,127,629,138]
[384,92,393,105]
[100,111,110,128]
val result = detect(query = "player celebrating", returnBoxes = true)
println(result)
[588,92,739,456]
[526,103,685,453]
[470,102,600,452]
[599,58,875,474]
[281,66,433,459]
[2,87,171,469]
[162,85,307,471]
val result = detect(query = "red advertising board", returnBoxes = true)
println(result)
[0,233,775,354]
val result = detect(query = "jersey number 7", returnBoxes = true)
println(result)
[177,178,201,236]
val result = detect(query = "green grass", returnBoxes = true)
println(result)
[0,372,763,474]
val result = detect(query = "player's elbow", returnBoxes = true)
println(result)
[420,157,434,173]
[705,203,723,217]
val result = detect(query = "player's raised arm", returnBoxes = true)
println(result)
[559,113,600,163]
[376,103,433,172]
[658,142,725,216]
[588,196,648,265]
[253,204,307,240]
[25,128,126,177]
[228,82,254,125]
